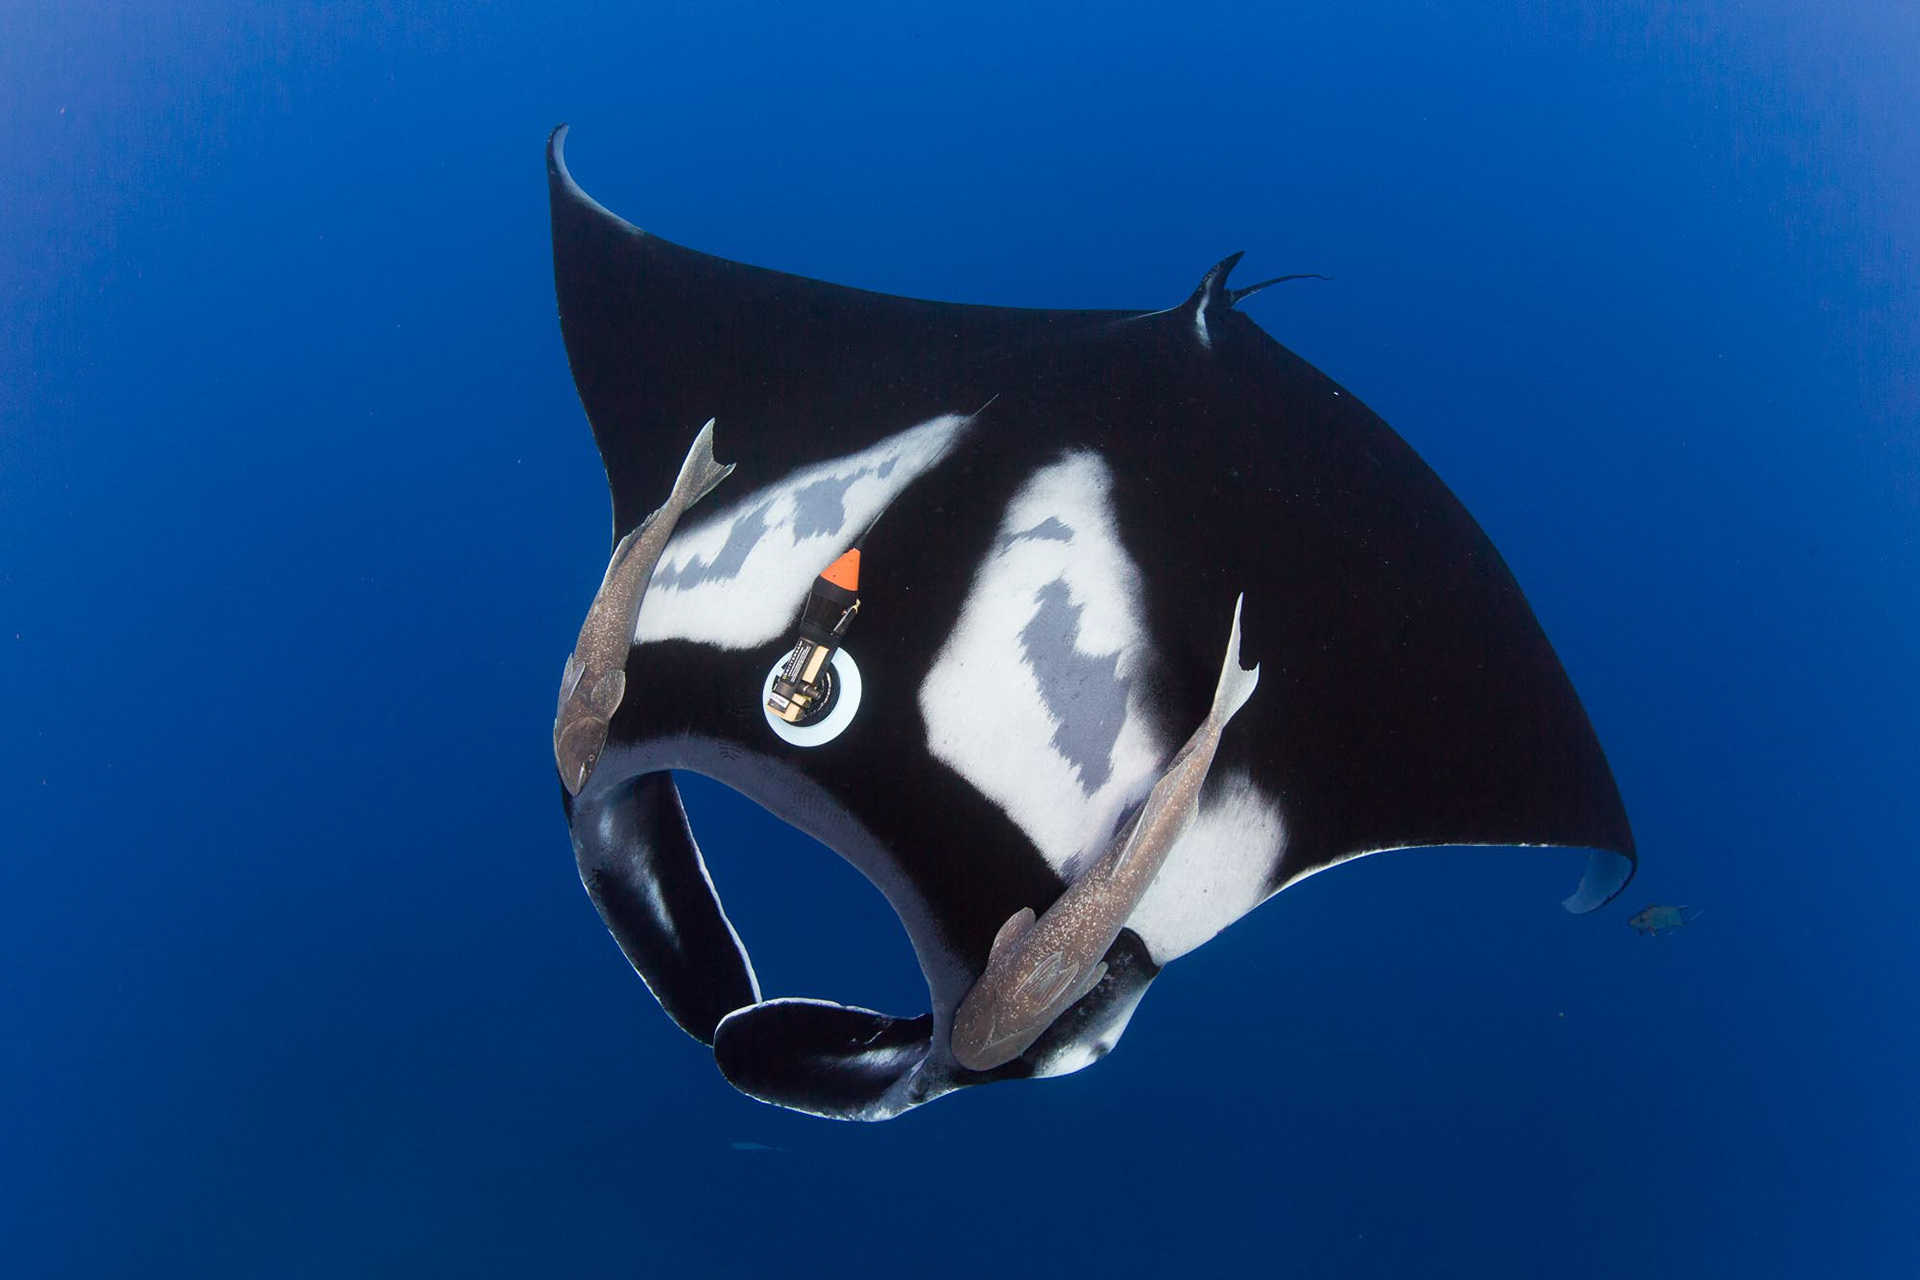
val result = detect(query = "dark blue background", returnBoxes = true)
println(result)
[5,2,1914,1276]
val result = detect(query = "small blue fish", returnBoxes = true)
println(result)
[1628,904,1701,937]
[730,1141,785,1153]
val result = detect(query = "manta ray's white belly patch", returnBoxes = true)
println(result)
[635,415,967,649]
[919,452,1166,879]
[920,450,1289,967]
[1126,770,1287,963]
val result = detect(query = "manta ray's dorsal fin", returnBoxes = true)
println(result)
[1183,253,1332,348]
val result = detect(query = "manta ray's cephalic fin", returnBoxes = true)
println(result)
[567,771,760,1044]
[710,930,1164,1121]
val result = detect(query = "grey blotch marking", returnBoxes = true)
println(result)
[875,455,898,479]
[996,516,1074,550]
[1019,578,1128,794]
[789,468,871,539]
[654,503,772,590]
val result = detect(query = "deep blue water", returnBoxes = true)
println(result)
[5,2,1915,1276]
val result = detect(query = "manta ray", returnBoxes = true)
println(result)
[543,127,1636,1120]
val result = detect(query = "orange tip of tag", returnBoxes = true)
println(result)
[819,548,861,591]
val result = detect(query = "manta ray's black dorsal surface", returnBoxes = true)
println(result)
[545,127,1635,1120]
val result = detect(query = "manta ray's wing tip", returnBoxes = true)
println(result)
[546,124,643,239]
[1560,847,1637,914]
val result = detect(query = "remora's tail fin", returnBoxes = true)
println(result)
[1208,594,1260,726]
[671,418,736,508]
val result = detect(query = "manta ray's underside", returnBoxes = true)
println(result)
[544,127,1635,1120]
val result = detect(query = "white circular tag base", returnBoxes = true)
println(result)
[761,648,863,746]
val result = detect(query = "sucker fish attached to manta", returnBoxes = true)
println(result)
[554,419,735,796]
[950,594,1261,1072]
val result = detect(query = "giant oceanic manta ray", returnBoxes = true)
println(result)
[544,127,1635,1120]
